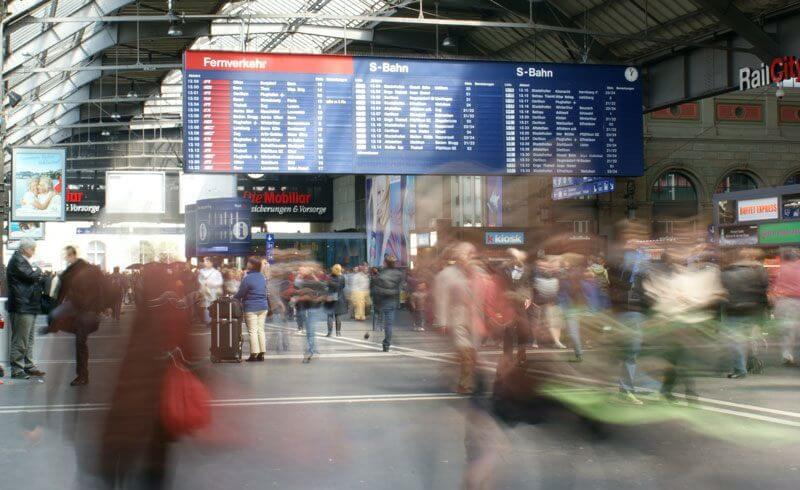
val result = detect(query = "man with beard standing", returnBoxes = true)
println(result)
[49,246,106,386]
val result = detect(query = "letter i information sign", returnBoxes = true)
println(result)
[194,198,252,255]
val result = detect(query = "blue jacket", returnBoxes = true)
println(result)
[234,270,269,313]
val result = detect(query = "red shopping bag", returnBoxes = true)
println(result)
[161,360,211,437]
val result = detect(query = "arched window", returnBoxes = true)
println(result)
[139,240,155,264]
[651,171,697,202]
[784,171,800,186]
[715,172,758,193]
[651,171,698,239]
[87,241,106,270]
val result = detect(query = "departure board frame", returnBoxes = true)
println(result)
[183,50,644,176]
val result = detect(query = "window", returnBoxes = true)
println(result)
[784,172,800,186]
[654,220,696,239]
[451,176,484,227]
[139,240,155,264]
[574,220,591,236]
[651,172,697,202]
[87,241,106,270]
[716,172,758,194]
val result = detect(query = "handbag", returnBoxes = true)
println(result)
[160,349,212,437]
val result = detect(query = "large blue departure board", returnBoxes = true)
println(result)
[184,51,643,176]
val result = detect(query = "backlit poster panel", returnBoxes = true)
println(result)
[11,147,66,222]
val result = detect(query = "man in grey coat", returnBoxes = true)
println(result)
[6,238,46,379]
[372,256,404,352]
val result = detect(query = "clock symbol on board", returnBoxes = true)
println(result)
[625,67,639,82]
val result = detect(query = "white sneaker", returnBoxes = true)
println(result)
[553,341,567,349]
[620,392,644,405]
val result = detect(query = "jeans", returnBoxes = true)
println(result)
[295,304,307,331]
[565,308,582,358]
[774,297,800,362]
[722,314,755,375]
[305,307,324,355]
[412,309,426,329]
[380,305,396,348]
[327,313,342,335]
[617,312,659,394]
[10,313,37,375]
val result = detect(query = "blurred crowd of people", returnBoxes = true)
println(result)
[5,222,800,488]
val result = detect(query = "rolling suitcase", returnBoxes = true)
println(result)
[210,297,243,363]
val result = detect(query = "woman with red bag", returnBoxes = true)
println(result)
[99,262,209,489]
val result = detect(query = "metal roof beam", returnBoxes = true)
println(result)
[7,26,114,95]
[13,62,180,73]
[4,0,132,74]
[210,22,374,42]
[6,105,80,146]
[691,0,780,62]
[7,84,89,127]
[4,0,50,25]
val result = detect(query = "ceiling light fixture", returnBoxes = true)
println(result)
[167,21,183,37]
[167,0,182,37]
[7,91,21,108]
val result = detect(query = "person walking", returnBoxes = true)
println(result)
[720,248,769,379]
[433,243,481,393]
[770,248,800,366]
[293,264,329,363]
[5,238,46,379]
[198,257,223,325]
[350,266,371,321]
[372,256,404,352]
[501,249,533,365]
[234,257,270,362]
[326,264,347,337]
[49,246,106,386]
[109,266,126,321]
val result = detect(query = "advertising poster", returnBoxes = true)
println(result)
[185,204,197,258]
[719,225,758,247]
[759,221,800,246]
[782,193,800,219]
[105,171,166,214]
[367,176,414,267]
[195,198,251,256]
[66,170,105,220]
[238,175,333,222]
[11,147,66,222]
[486,176,503,227]
[9,222,44,241]
[738,197,779,222]
[717,200,736,225]
[180,173,237,213]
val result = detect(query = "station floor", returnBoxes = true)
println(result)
[0,307,799,489]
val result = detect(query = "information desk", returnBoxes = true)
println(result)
[184,51,643,176]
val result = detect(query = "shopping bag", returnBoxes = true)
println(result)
[161,359,211,437]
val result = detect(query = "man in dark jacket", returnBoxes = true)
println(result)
[720,248,769,379]
[109,267,126,321]
[49,246,106,386]
[372,256,405,352]
[6,238,46,379]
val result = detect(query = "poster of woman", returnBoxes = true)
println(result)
[11,147,66,222]
[366,176,415,267]
[9,222,45,241]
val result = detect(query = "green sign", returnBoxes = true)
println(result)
[758,222,800,245]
